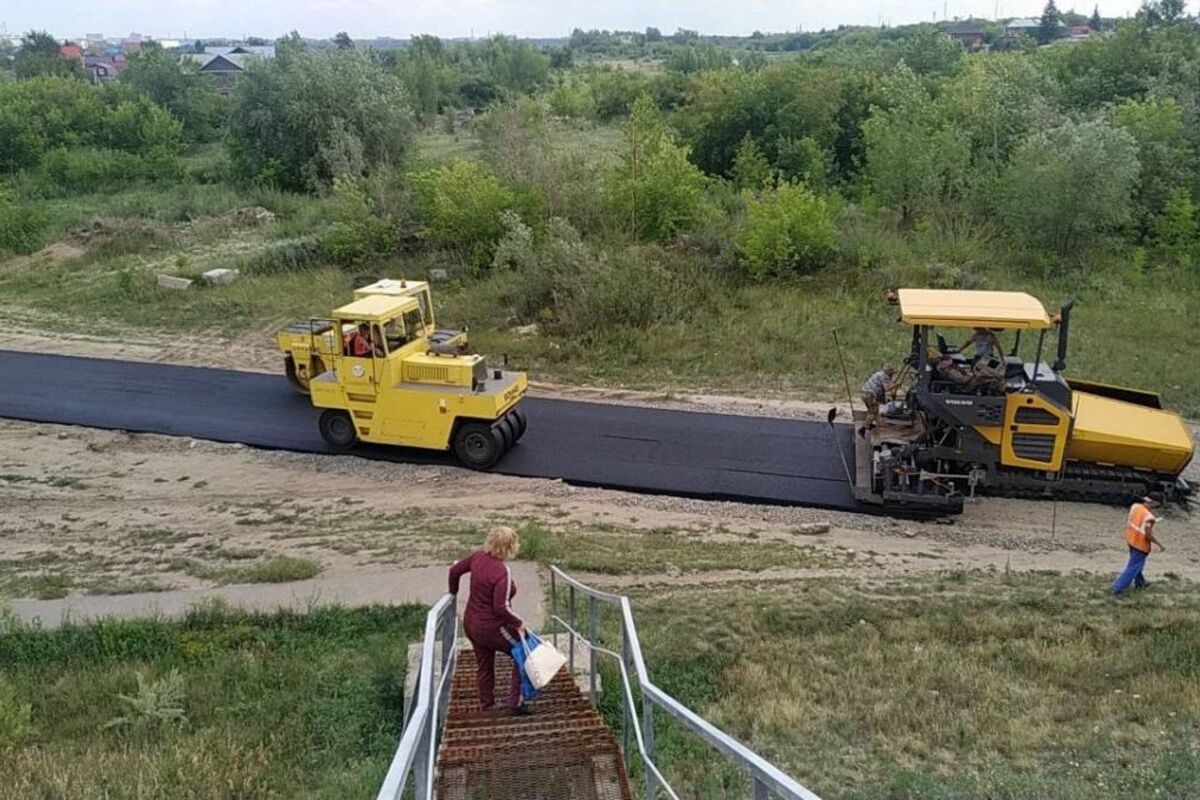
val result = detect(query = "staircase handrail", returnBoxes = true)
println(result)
[550,565,824,800]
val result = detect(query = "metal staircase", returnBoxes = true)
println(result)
[376,566,824,800]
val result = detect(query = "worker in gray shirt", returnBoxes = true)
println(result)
[859,363,899,435]
[961,327,1003,363]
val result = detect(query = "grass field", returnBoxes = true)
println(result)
[605,572,1200,799]
[0,604,424,799]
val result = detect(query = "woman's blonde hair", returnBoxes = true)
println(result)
[483,525,520,561]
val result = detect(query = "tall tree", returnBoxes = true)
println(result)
[334,31,354,50]
[607,94,708,242]
[225,48,414,191]
[897,26,965,77]
[1155,0,1187,23]
[1000,119,1140,257]
[1039,0,1062,43]
[14,30,85,79]
[121,46,223,141]
[1089,5,1102,29]
[731,133,772,189]
[862,66,969,226]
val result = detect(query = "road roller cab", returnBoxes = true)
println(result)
[287,286,527,469]
[277,279,470,393]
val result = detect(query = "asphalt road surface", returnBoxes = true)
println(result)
[0,350,860,511]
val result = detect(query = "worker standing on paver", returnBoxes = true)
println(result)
[859,363,899,436]
[448,526,531,715]
[1112,492,1165,596]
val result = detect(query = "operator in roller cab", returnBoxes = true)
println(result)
[851,289,1194,515]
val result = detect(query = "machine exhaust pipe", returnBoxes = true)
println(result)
[1053,298,1075,373]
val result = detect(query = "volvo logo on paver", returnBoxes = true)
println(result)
[352,365,365,378]
[945,399,974,406]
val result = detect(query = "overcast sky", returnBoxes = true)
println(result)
[4,0,1149,41]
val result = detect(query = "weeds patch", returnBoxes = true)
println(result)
[172,556,322,585]
[0,604,424,798]
[621,573,1200,799]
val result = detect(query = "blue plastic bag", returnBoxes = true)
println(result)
[510,631,542,701]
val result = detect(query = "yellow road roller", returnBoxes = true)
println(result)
[276,279,526,469]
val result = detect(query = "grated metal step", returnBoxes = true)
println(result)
[437,650,632,800]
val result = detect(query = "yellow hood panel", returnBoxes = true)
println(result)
[1068,392,1194,475]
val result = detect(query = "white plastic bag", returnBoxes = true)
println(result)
[522,632,567,690]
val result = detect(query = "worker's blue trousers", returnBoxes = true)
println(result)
[1112,546,1149,595]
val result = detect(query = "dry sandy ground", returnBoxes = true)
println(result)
[1,416,1196,606]
[0,332,1196,614]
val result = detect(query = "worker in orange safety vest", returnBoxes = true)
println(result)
[1112,491,1165,596]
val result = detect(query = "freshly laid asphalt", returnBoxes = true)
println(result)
[0,350,860,511]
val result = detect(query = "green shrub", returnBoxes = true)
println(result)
[35,147,184,196]
[491,212,677,334]
[737,182,838,277]
[319,176,397,266]
[101,97,184,154]
[235,239,323,275]
[1150,187,1198,269]
[410,159,519,268]
[0,187,48,255]
[225,49,414,192]
[0,676,32,751]
[0,107,42,174]
[103,669,187,731]
[548,82,593,119]
[0,76,185,179]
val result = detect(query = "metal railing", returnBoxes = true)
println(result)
[375,593,458,800]
[549,566,825,800]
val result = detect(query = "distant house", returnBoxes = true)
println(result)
[84,53,127,84]
[184,52,251,91]
[1065,25,1094,39]
[181,45,274,91]
[1004,18,1040,37]
[59,44,84,61]
[204,44,276,58]
[946,23,987,51]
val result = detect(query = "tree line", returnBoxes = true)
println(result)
[3,6,1200,281]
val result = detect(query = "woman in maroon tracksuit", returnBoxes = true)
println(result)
[448,526,529,714]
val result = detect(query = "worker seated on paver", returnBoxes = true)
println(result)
[971,361,1006,394]
[936,356,1005,395]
